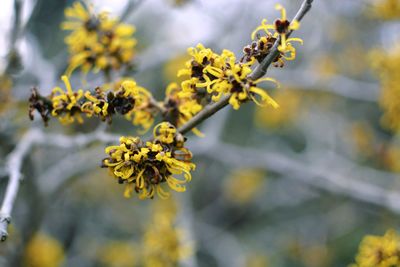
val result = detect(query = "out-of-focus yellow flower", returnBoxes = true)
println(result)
[142,199,192,267]
[368,0,400,20]
[370,44,400,132]
[98,241,136,267]
[246,253,269,267]
[24,233,65,267]
[340,45,368,77]
[351,229,400,267]
[301,245,331,267]
[383,145,400,173]
[350,122,375,158]
[0,74,12,115]
[313,55,337,78]
[255,88,301,128]
[224,168,265,204]
[62,2,136,76]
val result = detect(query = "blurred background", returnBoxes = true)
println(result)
[1,0,400,266]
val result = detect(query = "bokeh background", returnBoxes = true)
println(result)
[1,0,400,266]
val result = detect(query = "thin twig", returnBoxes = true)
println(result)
[248,0,314,80]
[0,128,119,241]
[178,94,231,134]
[178,0,314,135]
[149,96,167,114]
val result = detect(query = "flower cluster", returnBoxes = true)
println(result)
[370,44,400,132]
[62,2,136,76]
[29,76,158,130]
[350,229,400,267]
[178,44,279,110]
[102,122,195,199]
[243,4,303,67]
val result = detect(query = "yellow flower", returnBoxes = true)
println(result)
[24,233,65,267]
[199,50,279,110]
[30,75,160,127]
[178,43,224,97]
[164,83,203,135]
[121,81,158,133]
[102,123,195,199]
[249,4,303,64]
[153,122,177,144]
[50,75,84,124]
[351,230,400,267]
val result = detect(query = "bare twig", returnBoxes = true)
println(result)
[0,128,119,241]
[178,0,314,135]
[178,94,231,134]
[0,129,37,241]
[149,96,167,114]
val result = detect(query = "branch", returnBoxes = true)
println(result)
[202,142,400,215]
[248,0,314,80]
[120,0,145,22]
[178,94,231,134]
[5,0,24,74]
[178,0,314,135]
[0,129,38,241]
[0,128,119,241]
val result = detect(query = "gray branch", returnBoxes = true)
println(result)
[0,128,119,241]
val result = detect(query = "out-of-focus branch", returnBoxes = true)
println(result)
[5,0,24,74]
[195,221,245,267]
[203,142,400,214]
[178,0,314,135]
[0,128,119,241]
[120,0,145,22]
[275,69,379,102]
